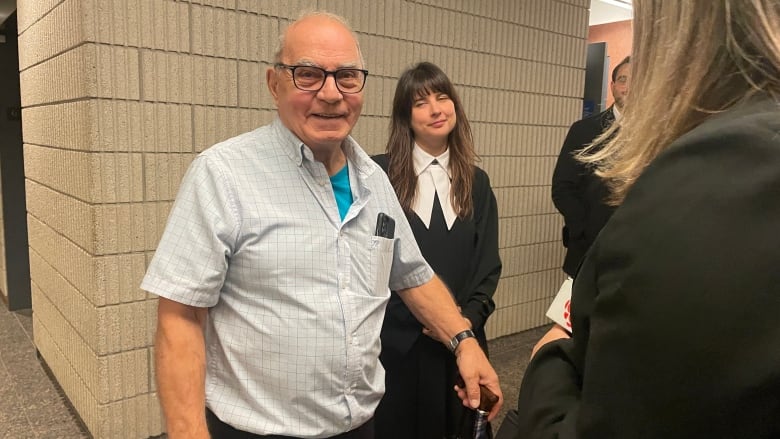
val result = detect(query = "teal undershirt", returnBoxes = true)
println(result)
[330,163,353,221]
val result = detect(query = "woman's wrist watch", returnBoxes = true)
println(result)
[448,329,476,353]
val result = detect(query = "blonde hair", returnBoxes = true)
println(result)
[582,0,780,205]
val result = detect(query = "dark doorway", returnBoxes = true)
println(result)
[0,12,32,311]
[582,42,610,118]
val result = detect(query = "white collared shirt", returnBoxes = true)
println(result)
[412,144,458,230]
[613,104,622,121]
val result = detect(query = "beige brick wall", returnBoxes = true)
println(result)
[17,0,587,437]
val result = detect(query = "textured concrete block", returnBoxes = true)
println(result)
[25,180,95,252]
[90,152,144,204]
[93,391,163,438]
[144,153,194,201]
[16,0,61,33]
[21,101,94,152]
[191,56,239,106]
[17,0,86,70]
[97,100,146,152]
[136,0,190,51]
[19,44,95,107]
[143,201,174,252]
[237,61,263,109]
[95,202,147,253]
[32,298,101,436]
[32,285,103,401]
[481,156,557,187]
[236,12,259,61]
[236,0,262,13]
[191,5,213,56]
[104,326,149,396]
[147,301,158,358]
[137,103,193,153]
[29,250,100,350]
[94,253,147,307]
[485,298,550,339]
[499,214,561,249]
[193,0,237,9]
[24,144,94,203]
[193,106,261,152]
[94,45,141,100]
[27,215,98,303]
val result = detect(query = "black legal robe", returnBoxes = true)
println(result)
[372,154,502,439]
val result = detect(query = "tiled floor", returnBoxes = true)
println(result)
[0,303,549,438]
[0,307,90,439]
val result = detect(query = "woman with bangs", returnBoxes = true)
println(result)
[373,62,502,439]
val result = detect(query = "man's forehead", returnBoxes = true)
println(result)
[280,21,361,67]
[285,58,362,69]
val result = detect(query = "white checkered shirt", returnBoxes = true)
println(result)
[141,118,433,437]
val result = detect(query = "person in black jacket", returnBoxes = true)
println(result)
[373,62,502,439]
[551,56,630,277]
[515,0,780,437]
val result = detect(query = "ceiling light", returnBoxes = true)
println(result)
[600,0,633,10]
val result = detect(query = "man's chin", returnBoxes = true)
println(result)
[305,133,349,150]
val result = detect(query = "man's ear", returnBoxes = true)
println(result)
[266,67,280,104]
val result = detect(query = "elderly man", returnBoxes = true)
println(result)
[143,11,502,439]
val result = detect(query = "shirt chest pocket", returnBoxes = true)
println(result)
[368,236,395,297]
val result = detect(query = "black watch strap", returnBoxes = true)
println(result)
[448,329,476,353]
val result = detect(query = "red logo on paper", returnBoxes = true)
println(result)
[563,300,572,328]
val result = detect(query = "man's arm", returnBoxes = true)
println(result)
[155,297,210,439]
[397,275,503,420]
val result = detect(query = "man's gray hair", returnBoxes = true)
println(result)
[272,11,366,68]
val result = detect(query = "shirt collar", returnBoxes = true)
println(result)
[271,117,376,178]
[412,144,451,177]
[612,104,622,121]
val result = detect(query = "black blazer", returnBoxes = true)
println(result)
[517,97,780,438]
[551,108,617,276]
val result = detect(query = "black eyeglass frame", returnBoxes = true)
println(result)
[274,63,369,94]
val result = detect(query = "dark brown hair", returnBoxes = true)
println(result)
[386,62,477,218]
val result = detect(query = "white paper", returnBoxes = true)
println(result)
[545,277,573,333]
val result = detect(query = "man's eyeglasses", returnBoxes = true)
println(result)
[274,64,369,94]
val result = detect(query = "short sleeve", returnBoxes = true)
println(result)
[141,155,240,307]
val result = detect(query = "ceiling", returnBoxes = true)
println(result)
[589,0,633,26]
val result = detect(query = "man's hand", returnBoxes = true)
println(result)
[452,338,503,421]
[397,276,503,420]
[530,324,571,359]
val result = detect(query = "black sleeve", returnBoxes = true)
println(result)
[460,168,502,331]
[551,121,591,238]
[516,106,780,438]
[371,153,389,172]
